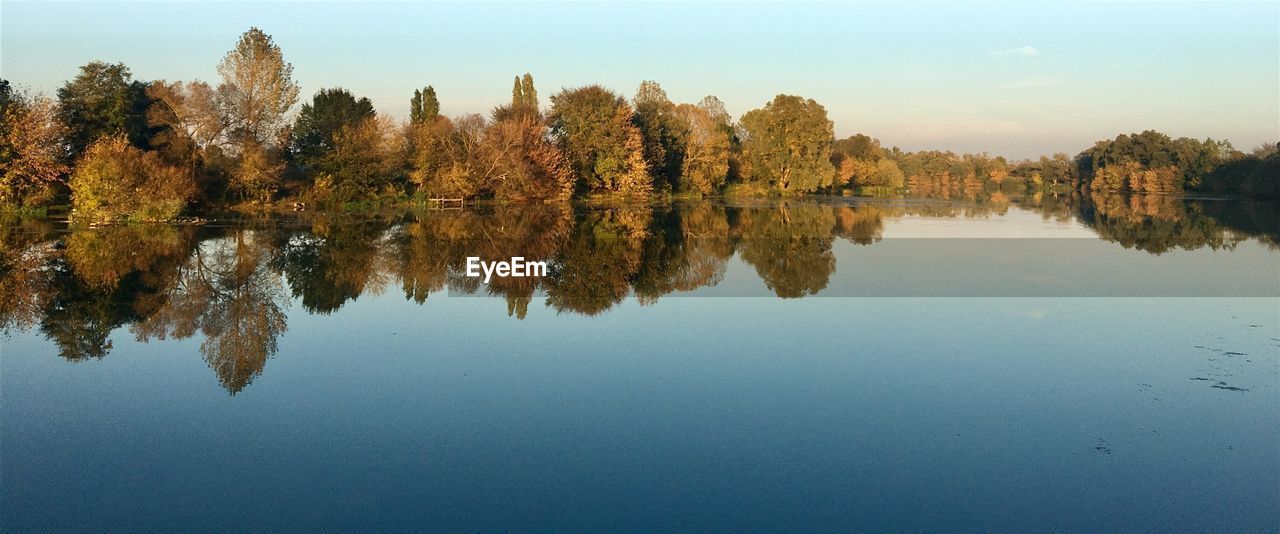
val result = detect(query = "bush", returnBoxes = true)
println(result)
[70,136,196,223]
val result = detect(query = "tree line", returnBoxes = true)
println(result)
[1,27,1275,222]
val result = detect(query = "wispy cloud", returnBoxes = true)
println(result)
[990,45,1039,57]
[1001,77,1062,89]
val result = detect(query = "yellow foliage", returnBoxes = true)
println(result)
[70,136,196,223]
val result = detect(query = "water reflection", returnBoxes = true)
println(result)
[1,194,1277,394]
[132,230,288,393]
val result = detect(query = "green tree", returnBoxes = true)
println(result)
[832,134,883,162]
[56,62,152,160]
[520,73,537,110]
[411,88,424,125]
[495,74,540,122]
[738,95,835,193]
[631,81,685,190]
[0,80,13,113]
[289,88,375,173]
[548,85,650,196]
[1073,130,1253,194]
[410,85,440,125]
[865,158,904,189]
[734,202,836,297]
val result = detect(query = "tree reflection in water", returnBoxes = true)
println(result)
[133,229,288,394]
[1,195,1275,394]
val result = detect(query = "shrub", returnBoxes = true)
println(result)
[70,136,196,223]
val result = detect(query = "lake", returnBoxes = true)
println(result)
[2,195,1277,530]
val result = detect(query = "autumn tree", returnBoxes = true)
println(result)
[40,225,194,360]
[145,80,231,189]
[673,103,729,195]
[69,135,197,223]
[698,95,741,181]
[1071,130,1270,196]
[217,27,299,202]
[406,114,455,194]
[697,95,732,131]
[289,88,375,173]
[482,115,574,202]
[1,91,69,208]
[314,116,406,202]
[548,85,649,196]
[241,143,288,202]
[56,61,153,160]
[415,114,491,199]
[738,95,835,193]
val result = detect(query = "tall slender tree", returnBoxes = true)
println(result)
[410,89,424,125]
[422,86,439,120]
[411,85,440,125]
[520,73,537,110]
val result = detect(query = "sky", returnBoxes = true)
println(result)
[1,1,1277,159]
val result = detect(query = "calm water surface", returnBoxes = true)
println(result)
[2,196,1278,530]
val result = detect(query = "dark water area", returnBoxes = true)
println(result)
[2,195,1278,530]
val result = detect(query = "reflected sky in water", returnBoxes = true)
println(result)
[2,196,1277,530]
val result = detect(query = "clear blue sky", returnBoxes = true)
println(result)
[2,1,1276,159]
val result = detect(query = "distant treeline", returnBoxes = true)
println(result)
[1,27,1276,222]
